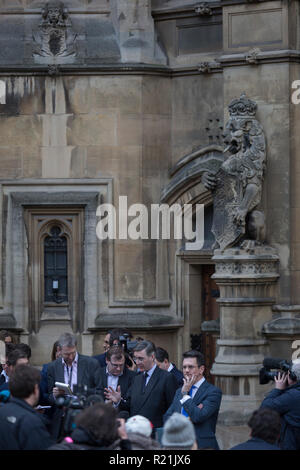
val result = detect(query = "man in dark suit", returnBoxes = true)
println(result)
[164,350,222,450]
[93,330,112,368]
[98,345,136,402]
[155,346,184,387]
[47,332,101,439]
[105,340,178,430]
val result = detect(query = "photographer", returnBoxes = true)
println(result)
[260,362,300,450]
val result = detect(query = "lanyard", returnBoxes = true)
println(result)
[66,364,73,389]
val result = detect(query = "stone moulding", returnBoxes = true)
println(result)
[93,312,184,330]
[161,145,225,204]
[263,304,300,336]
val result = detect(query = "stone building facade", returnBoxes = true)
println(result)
[0,0,299,448]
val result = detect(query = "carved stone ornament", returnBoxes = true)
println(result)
[32,1,77,64]
[245,48,261,65]
[198,61,211,73]
[198,61,220,74]
[195,3,213,16]
[202,93,266,251]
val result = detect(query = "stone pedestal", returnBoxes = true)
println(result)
[211,245,279,426]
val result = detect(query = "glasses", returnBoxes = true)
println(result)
[110,362,124,369]
[134,356,146,363]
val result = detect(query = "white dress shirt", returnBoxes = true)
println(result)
[106,367,123,391]
[62,353,78,392]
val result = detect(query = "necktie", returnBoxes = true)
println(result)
[142,372,148,393]
[182,385,196,417]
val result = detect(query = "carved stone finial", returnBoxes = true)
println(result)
[195,3,213,16]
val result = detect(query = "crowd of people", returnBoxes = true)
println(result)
[0,328,299,451]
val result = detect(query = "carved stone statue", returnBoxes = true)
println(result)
[202,93,266,251]
[33,1,77,64]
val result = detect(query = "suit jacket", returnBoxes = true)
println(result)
[164,380,222,450]
[119,365,178,428]
[47,353,101,397]
[93,352,107,368]
[47,353,101,440]
[170,364,184,387]
[230,437,281,450]
[98,366,136,401]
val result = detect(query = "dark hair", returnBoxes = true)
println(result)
[133,340,156,356]
[0,330,16,344]
[51,341,60,362]
[182,350,205,367]
[75,403,119,444]
[5,342,16,357]
[7,349,28,367]
[109,328,133,347]
[155,347,169,363]
[248,408,281,444]
[106,345,125,362]
[14,343,31,359]
[9,365,41,399]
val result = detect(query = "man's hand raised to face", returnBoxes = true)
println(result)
[181,374,198,395]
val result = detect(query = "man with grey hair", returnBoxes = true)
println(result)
[105,340,178,433]
[47,332,101,440]
[260,361,300,449]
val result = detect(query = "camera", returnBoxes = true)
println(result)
[117,333,139,368]
[259,357,297,384]
[55,384,103,437]
[118,333,138,354]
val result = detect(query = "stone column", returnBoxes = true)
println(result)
[211,245,279,426]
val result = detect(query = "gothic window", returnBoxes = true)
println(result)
[44,225,68,303]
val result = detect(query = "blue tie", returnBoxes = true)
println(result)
[181,385,196,417]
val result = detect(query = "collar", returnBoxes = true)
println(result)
[192,377,206,390]
[167,363,174,373]
[1,369,8,380]
[145,363,157,378]
[106,366,123,378]
[62,352,78,367]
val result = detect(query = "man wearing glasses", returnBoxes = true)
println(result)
[99,345,136,403]
[163,350,222,450]
[47,332,101,440]
[105,340,178,433]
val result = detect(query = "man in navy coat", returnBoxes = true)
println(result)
[164,350,222,450]
[260,363,300,450]
[155,346,184,387]
[230,408,281,450]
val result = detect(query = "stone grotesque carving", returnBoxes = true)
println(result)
[33,1,77,64]
[202,93,266,251]
[245,48,261,65]
[195,3,213,16]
